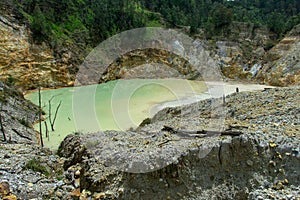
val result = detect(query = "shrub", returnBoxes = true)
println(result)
[18,118,30,127]
[264,40,275,51]
[23,158,50,177]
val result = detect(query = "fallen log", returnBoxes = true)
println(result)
[162,125,243,138]
[227,124,249,130]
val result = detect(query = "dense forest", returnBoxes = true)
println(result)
[139,0,300,36]
[1,0,300,48]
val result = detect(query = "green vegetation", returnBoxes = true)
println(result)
[6,75,15,86]
[11,0,149,47]
[1,0,299,50]
[265,40,276,51]
[140,0,300,38]
[23,157,64,179]
[18,118,30,128]
[139,118,151,127]
[23,158,51,177]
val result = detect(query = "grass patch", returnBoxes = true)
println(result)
[146,20,162,27]
[23,158,50,177]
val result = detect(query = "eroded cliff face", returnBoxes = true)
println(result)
[102,22,300,87]
[216,22,300,86]
[0,82,39,144]
[0,14,73,90]
[102,48,199,82]
[1,12,299,89]
[257,25,300,86]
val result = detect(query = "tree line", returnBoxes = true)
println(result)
[139,0,300,37]
[4,0,300,48]
[12,0,150,46]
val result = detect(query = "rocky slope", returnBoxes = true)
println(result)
[257,24,300,86]
[95,22,300,87]
[1,87,298,200]
[0,144,64,199]
[0,14,74,90]
[210,22,300,87]
[1,12,300,89]
[0,82,39,144]
[101,48,197,82]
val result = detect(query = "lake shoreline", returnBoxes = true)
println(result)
[25,79,207,149]
[150,81,275,117]
[25,79,276,149]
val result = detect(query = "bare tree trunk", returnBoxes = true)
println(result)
[48,98,62,131]
[44,121,49,141]
[38,87,43,147]
[51,101,62,131]
[0,101,6,142]
[0,112,6,142]
[48,99,52,130]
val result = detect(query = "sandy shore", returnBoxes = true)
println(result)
[150,82,275,117]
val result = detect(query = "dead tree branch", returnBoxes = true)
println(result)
[0,112,6,142]
[44,121,49,140]
[0,101,6,142]
[48,100,62,131]
[38,87,43,147]
[161,125,243,138]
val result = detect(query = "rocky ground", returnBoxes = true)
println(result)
[0,144,64,199]
[0,86,299,199]
[0,82,38,144]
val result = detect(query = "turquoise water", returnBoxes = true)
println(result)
[26,79,207,149]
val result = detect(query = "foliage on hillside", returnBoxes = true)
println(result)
[1,0,300,49]
[11,0,157,47]
[139,0,300,37]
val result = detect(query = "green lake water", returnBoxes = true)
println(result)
[25,79,207,149]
